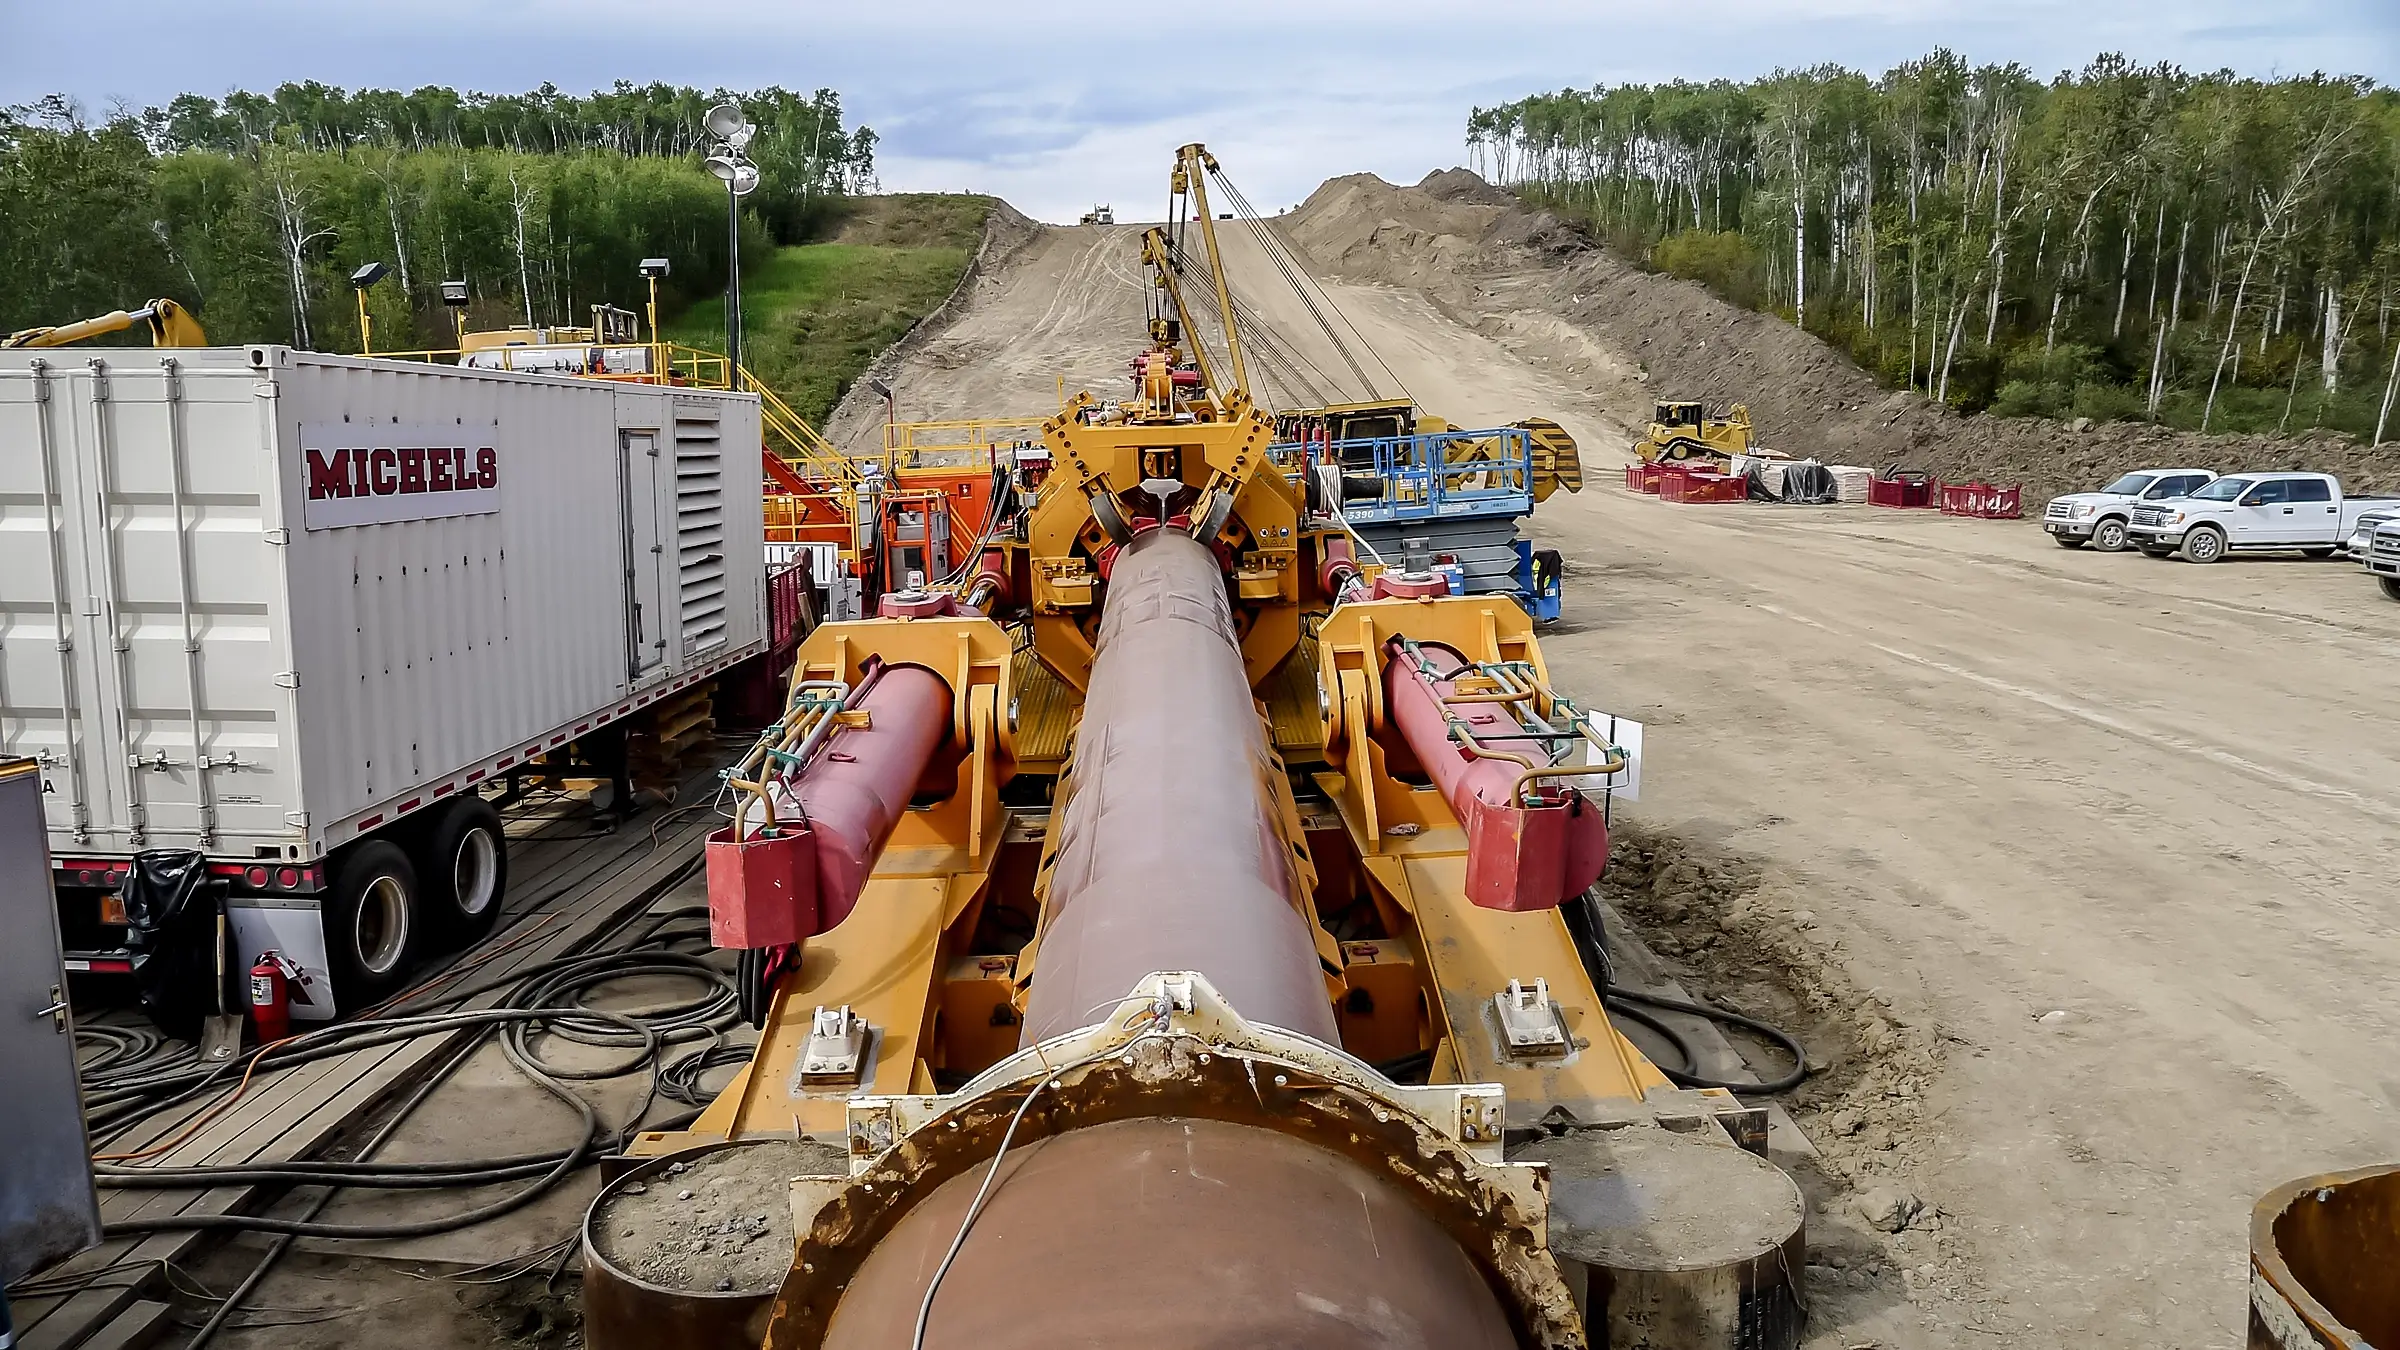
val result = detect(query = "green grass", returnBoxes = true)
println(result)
[665,194,991,424]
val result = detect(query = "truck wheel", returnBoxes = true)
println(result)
[2181,527,2225,564]
[2092,518,2128,552]
[2053,535,2085,549]
[422,797,509,944]
[328,840,420,1009]
[2381,577,2400,603]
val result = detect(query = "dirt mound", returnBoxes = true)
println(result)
[1284,170,2394,505]
[1597,823,1972,1317]
[1416,167,1518,208]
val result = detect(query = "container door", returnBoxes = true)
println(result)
[0,761,102,1284]
[619,431,669,681]
[0,362,108,849]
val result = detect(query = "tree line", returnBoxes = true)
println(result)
[1469,54,2400,443]
[1,82,874,352]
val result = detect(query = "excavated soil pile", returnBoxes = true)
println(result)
[1282,170,2395,507]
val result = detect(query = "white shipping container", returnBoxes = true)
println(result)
[0,346,766,865]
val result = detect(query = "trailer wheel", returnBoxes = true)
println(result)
[423,797,509,944]
[328,840,420,1008]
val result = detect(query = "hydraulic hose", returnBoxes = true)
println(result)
[1561,887,1812,1095]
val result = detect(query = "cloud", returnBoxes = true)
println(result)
[6,0,2391,220]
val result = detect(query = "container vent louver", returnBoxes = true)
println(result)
[673,412,727,657]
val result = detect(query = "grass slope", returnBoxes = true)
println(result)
[666,193,990,424]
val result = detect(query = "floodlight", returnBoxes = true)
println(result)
[704,155,739,182]
[350,261,391,289]
[638,257,672,280]
[439,279,470,306]
[730,163,760,197]
[705,103,749,139]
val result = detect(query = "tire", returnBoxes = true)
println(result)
[2137,543,2173,558]
[420,797,508,945]
[326,840,421,1011]
[2181,527,2226,564]
[2380,577,2400,603]
[2053,535,2085,549]
[2092,517,2129,552]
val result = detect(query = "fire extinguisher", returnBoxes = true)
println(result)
[249,950,290,1044]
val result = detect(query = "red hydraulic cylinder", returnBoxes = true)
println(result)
[706,659,951,949]
[1019,530,1339,1045]
[1383,639,1609,912]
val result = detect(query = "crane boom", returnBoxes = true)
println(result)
[3,298,207,349]
[1173,143,1248,400]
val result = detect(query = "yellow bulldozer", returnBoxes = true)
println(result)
[1634,399,1754,468]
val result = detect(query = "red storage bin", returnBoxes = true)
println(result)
[1626,463,1667,493]
[1940,482,2023,519]
[1659,470,1746,504]
[1868,475,1937,508]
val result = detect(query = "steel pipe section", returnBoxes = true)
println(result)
[1019,528,1337,1044]
[1384,640,1609,912]
[819,1117,1518,1350]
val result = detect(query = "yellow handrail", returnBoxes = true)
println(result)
[737,364,860,490]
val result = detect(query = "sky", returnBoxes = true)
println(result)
[5,0,2395,222]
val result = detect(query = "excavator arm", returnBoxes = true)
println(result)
[3,298,208,349]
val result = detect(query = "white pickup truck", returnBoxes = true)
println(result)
[2124,472,2399,563]
[2361,518,2400,601]
[2042,467,2217,551]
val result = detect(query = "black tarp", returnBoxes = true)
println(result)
[1748,460,1839,504]
[121,850,227,1039]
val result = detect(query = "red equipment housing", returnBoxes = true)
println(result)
[1381,640,1609,912]
[706,660,953,950]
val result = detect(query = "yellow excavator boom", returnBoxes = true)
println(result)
[3,298,208,349]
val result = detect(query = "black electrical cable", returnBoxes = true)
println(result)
[91,899,738,1232]
[1563,888,1813,1095]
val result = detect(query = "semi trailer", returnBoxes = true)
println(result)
[0,346,766,1023]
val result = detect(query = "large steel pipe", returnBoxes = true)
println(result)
[819,1118,1517,1349]
[1384,639,1609,912]
[1020,529,1337,1044]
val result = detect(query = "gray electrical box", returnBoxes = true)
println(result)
[0,757,100,1284]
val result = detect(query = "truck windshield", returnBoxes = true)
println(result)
[2100,474,2156,495]
[2189,477,2251,501]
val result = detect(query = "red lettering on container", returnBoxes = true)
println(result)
[370,448,400,494]
[306,447,352,500]
[398,447,428,493]
[475,446,498,489]
[427,447,456,492]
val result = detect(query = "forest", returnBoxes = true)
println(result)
[0,82,875,352]
[1469,54,2400,442]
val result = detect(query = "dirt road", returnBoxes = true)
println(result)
[843,202,2400,1348]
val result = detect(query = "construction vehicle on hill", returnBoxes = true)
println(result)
[1634,399,1756,467]
[1078,204,1115,225]
[583,151,1813,1350]
[1138,143,1582,618]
